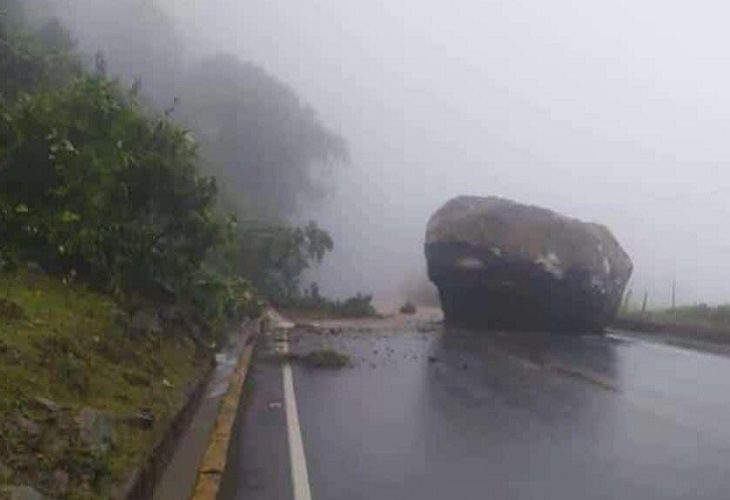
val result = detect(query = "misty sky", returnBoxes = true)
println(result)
[152,1,730,306]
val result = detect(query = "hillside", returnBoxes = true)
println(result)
[0,272,211,498]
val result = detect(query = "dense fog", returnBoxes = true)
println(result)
[34,0,730,308]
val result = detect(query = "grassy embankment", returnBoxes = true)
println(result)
[0,272,210,499]
[616,304,730,344]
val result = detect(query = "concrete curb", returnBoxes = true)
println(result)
[190,329,259,499]
[115,357,217,500]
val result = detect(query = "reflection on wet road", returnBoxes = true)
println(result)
[221,321,730,500]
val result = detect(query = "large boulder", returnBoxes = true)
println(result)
[425,196,632,332]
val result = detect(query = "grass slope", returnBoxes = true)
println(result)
[0,272,210,499]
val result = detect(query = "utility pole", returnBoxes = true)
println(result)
[671,279,676,311]
[641,290,648,316]
[622,289,633,313]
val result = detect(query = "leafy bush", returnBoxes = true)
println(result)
[185,268,264,322]
[222,220,333,302]
[283,285,378,318]
[0,5,342,330]
[0,5,82,101]
[0,76,220,296]
[335,293,378,318]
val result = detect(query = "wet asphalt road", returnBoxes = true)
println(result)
[220,318,730,500]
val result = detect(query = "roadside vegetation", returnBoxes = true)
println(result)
[0,272,210,498]
[0,0,359,496]
[281,284,378,319]
[617,304,730,342]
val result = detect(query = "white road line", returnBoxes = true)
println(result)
[282,333,314,500]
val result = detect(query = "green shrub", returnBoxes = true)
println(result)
[186,268,264,322]
[223,220,333,302]
[0,7,339,329]
[0,76,220,297]
[0,14,82,101]
[283,288,378,318]
[336,293,378,318]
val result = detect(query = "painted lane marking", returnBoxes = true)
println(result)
[282,332,313,500]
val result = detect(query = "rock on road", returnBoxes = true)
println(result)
[219,311,730,500]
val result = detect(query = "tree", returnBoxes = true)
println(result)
[0,3,81,101]
[217,219,333,301]
[177,54,348,216]
[1,1,345,306]
[0,76,220,295]
[0,0,24,31]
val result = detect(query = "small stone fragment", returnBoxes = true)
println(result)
[123,409,155,429]
[399,302,417,315]
[1,485,47,500]
[30,397,61,413]
[75,408,116,452]
[0,298,25,321]
[17,417,40,437]
[52,469,70,492]
[0,461,12,482]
